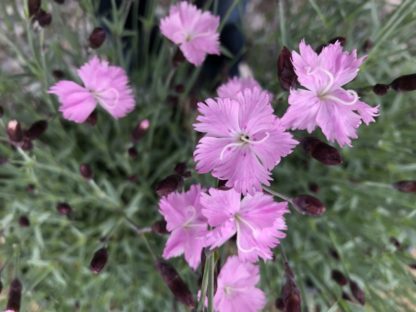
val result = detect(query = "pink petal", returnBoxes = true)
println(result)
[217,77,262,100]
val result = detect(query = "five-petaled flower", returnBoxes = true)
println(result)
[160,1,220,66]
[201,188,288,262]
[159,185,208,270]
[49,56,135,123]
[194,87,297,195]
[281,40,379,147]
[213,256,266,312]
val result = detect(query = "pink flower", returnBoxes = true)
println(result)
[160,1,220,66]
[194,87,297,195]
[201,188,288,262]
[213,256,266,312]
[281,40,379,147]
[48,56,135,123]
[217,77,262,100]
[159,185,208,270]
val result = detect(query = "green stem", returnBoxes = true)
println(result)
[207,253,215,312]
[197,252,213,312]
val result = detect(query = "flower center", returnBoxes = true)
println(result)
[91,88,120,108]
[219,132,270,161]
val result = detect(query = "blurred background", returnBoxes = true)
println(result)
[0,0,415,311]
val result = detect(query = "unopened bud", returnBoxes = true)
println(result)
[292,195,326,216]
[390,74,416,92]
[278,261,301,312]
[302,137,342,165]
[28,0,41,17]
[128,147,138,159]
[156,260,195,308]
[52,69,65,80]
[342,291,352,302]
[372,84,389,96]
[79,164,93,180]
[86,110,97,126]
[331,270,347,286]
[56,202,72,215]
[155,174,183,197]
[308,182,320,193]
[389,237,401,249]
[349,279,365,305]
[35,10,52,27]
[18,216,30,227]
[7,120,23,143]
[174,162,191,178]
[329,248,340,261]
[0,106,4,117]
[408,263,416,270]
[21,138,33,151]
[392,180,416,193]
[90,247,108,274]
[6,278,22,312]
[277,47,297,91]
[25,120,48,140]
[89,27,106,49]
[131,119,150,142]
[151,219,168,234]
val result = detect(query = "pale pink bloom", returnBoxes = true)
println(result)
[194,87,297,195]
[160,1,220,66]
[48,56,135,123]
[213,256,266,312]
[159,185,208,270]
[281,40,379,147]
[217,77,262,100]
[201,188,288,262]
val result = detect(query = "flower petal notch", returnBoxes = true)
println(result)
[281,40,379,147]
[48,56,135,123]
[160,1,220,66]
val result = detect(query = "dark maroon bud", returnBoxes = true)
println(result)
[54,0,65,4]
[151,219,168,234]
[389,237,401,249]
[90,247,108,274]
[28,0,41,17]
[25,120,48,140]
[372,84,389,96]
[279,262,302,312]
[292,195,326,216]
[131,119,150,142]
[89,27,106,49]
[308,182,320,193]
[393,180,416,193]
[349,280,365,305]
[18,216,30,227]
[0,279,3,294]
[26,184,35,193]
[156,260,195,308]
[35,10,52,27]
[56,202,72,215]
[301,136,321,154]
[0,106,4,117]
[7,120,23,143]
[408,263,416,270]
[277,47,297,91]
[6,278,22,312]
[128,147,138,159]
[52,69,65,80]
[275,297,284,310]
[21,138,33,151]
[331,270,348,286]
[341,291,352,302]
[329,248,340,260]
[79,164,93,180]
[175,84,185,94]
[174,162,191,178]
[155,174,183,197]
[390,74,416,92]
[172,49,186,67]
[362,39,373,52]
[86,110,97,126]
[302,137,342,165]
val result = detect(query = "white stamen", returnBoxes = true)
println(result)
[235,218,258,253]
[219,142,244,160]
[307,67,335,95]
[325,89,358,106]
[240,132,270,145]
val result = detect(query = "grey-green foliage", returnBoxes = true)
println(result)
[0,0,415,311]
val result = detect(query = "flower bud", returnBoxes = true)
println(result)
[349,279,365,305]
[331,270,347,286]
[18,216,30,227]
[390,74,416,92]
[56,202,72,215]
[292,195,326,216]
[25,120,48,140]
[278,262,301,312]
[372,84,389,96]
[131,119,150,142]
[151,219,168,234]
[174,162,191,178]
[0,279,3,294]
[156,260,195,308]
[308,182,320,193]
[329,248,340,261]
[52,69,65,80]
[86,110,98,126]
[79,164,93,180]
[90,247,108,274]
[0,106,4,117]
[409,263,416,270]
[155,174,183,197]
[21,138,33,151]
[35,10,52,27]
[302,137,342,165]
[392,180,416,193]
[389,237,401,249]
[342,291,352,302]
[6,278,22,312]
[128,147,138,159]
[89,27,106,49]
[28,0,41,17]
[7,120,23,143]
[277,47,297,91]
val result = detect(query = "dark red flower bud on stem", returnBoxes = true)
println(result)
[6,278,22,312]
[277,47,297,91]
[25,120,48,140]
[292,195,326,216]
[28,0,41,17]
[302,137,343,166]
[393,180,416,193]
[56,202,72,216]
[331,269,348,286]
[278,260,302,312]
[372,84,389,96]
[155,174,183,197]
[90,247,108,274]
[89,27,106,49]
[35,10,52,27]
[390,74,416,92]
[7,120,23,143]
[79,164,93,180]
[349,279,365,305]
